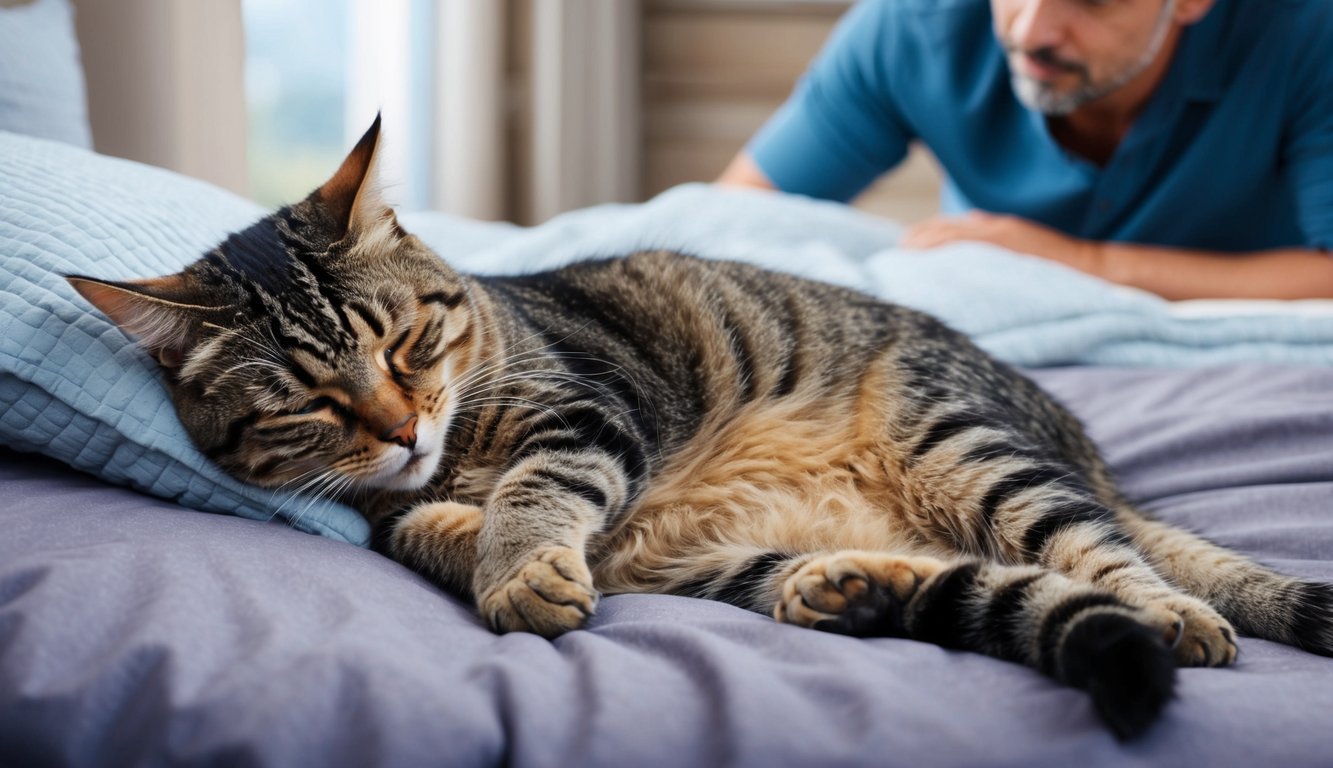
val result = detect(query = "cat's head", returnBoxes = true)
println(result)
[67,116,478,495]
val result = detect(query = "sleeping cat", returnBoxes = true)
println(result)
[67,117,1333,739]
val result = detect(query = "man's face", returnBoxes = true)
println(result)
[992,0,1179,115]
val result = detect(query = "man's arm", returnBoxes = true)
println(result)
[719,0,911,201]
[1093,243,1333,301]
[902,212,1333,300]
[720,171,1333,298]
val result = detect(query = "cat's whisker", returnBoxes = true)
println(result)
[276,465,342,500]
[447,321,601,397]
[218,358,289,387]
[449,339,650,415]
[453,395,571,428]
[269,464,328,495]
[457,358,633,401]
[449,348,571,399]
[268,467,340,524]
[289,469,355,531]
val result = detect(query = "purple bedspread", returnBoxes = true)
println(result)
[2,365,1332,767]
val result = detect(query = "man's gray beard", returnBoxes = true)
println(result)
[1009,0,1177,116]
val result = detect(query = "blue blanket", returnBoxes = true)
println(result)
[406,184,1333,367]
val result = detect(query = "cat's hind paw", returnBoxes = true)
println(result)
[775,551,947,637]
[479,547,599,638]
[1141,595,1238,667]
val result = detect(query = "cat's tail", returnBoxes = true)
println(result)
[1116,507,1333,656]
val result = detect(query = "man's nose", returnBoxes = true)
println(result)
[1008,0,1068,52]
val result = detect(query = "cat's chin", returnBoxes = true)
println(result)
[368,445,442,492]
[361,419,446,492]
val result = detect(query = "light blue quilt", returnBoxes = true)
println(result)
[407,188,1333,368]
[2,132,1330,546]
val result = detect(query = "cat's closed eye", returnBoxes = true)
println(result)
[383,334,410,381]
[294,396,339,416]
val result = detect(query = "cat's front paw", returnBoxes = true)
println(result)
[478,547,599,638]
[776,551,947,636]
[1141,595,1238,667]
[373,501,483,596]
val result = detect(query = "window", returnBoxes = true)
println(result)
[243,0,352,209]
[242,1,640,221]
[244,0,438,212]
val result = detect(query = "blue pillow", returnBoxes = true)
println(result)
[0,130,898,550]
[0,0,92,148]
[0,132,368,544]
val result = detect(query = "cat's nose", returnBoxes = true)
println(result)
[381,413,418,449]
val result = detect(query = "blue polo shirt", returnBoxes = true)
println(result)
[748,0,1333,252]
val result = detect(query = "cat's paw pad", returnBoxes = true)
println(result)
[775,551,947,636]
[1142,596,1237,667]
[479,547,598,638]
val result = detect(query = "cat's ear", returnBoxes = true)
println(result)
[317,112,391,242]
[65,274,221,369]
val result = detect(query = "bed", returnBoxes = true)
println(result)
[3,129,1333,766]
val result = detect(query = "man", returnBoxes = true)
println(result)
[717,0,1333,299]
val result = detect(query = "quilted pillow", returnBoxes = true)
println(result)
[0,0,92,148]
[0,132,368,544]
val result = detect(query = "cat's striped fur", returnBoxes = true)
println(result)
[69,118,1333,739]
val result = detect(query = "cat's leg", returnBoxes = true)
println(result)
[788,552,1175,739]
[905,422,1237,666]
[372,501,483,597]
[1112,505,1333,657]
[1025,502,1239,667]
[379,495,597,638]
[690,548,1175,739]
[469,449,637,638]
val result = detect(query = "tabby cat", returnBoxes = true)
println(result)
[68,118,1333,739]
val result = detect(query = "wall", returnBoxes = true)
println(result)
[73,0,248,196]
[642,0,942,224]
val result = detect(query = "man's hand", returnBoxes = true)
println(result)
[901,211,1105,277]
[900,210,1333,300]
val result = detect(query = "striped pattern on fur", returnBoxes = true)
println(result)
[68,117,1333,740]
